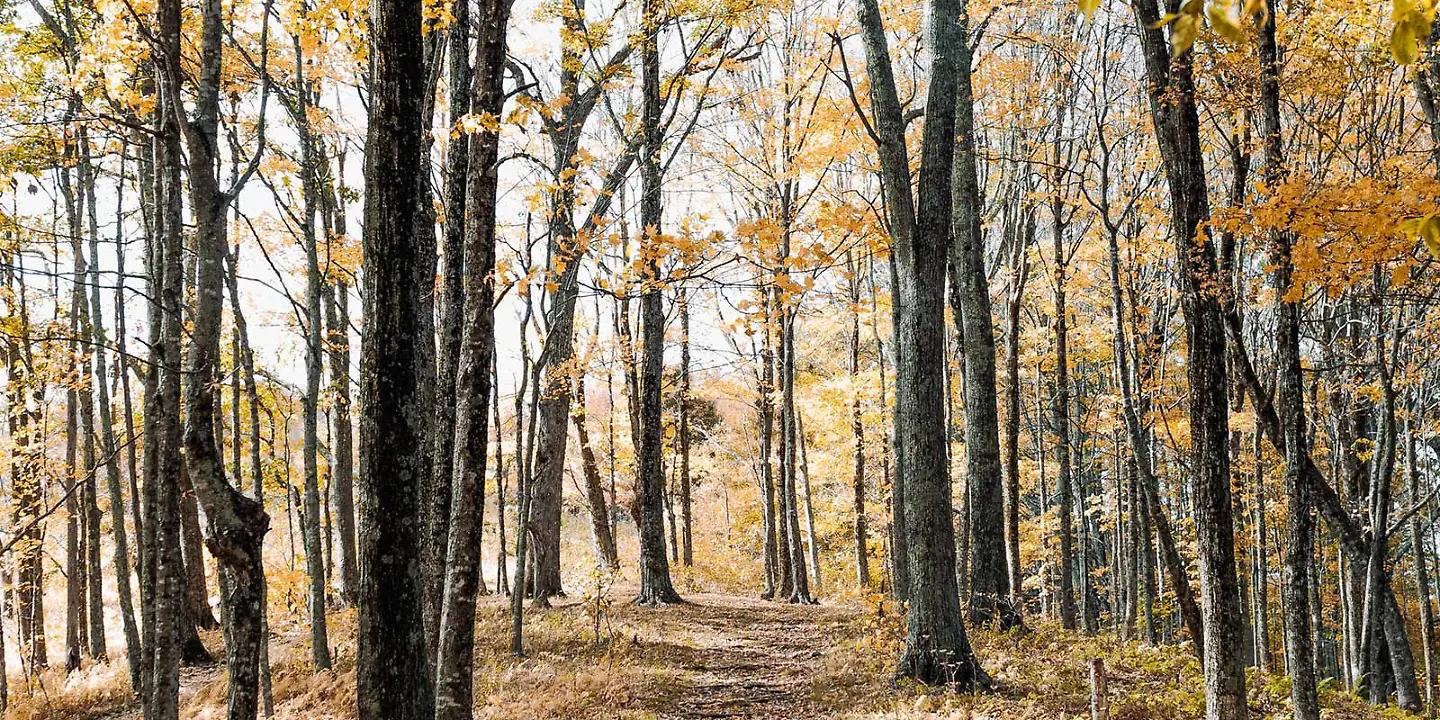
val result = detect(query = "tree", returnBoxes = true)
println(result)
[355,0,436,710]
[1128,1,1247,716]
[434,0,511,709]
[634,0,682,606]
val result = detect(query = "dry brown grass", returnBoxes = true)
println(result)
[4,591,1426,720]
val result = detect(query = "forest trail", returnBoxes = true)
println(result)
[638,592,860,720]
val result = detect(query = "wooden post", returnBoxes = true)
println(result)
[1090,657,1109,720]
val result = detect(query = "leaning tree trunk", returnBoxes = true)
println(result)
[166,0,274,704]
[433,0,509,712]
[1129,1,1247,716]
[574,373,619,569]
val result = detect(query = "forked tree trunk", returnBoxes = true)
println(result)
[889,0,983,689]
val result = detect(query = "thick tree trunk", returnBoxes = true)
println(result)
[356,0,436,711]
[892,0,983,689]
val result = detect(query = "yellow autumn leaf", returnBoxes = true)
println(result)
[1205,0,1246,43]
[1079,0,1101,22]
[1392,21,1421,64]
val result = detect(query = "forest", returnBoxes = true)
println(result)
[1,0,1439,717]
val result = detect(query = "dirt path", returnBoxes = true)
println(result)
[635,593,860,720]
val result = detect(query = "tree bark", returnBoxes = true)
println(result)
[575,373,619,569]
[855,0,912,605]
[356,0,437,710]
[433,0,509,711]
[949,5,1005,621]
[891,0,983,689]
[1129,1,1247,716]
[635,0,681,606]
[847,250,870,588]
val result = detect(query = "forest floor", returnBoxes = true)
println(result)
[6,586,1412,720]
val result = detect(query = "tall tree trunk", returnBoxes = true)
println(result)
[950,4,1005,620]
[759,296,779,599]
[495,350,511,595]
[1129,1,1247,716]
[356,0,436,710]
[781,303,811,604]
[634,0,682,606]
[433,0,509,710]
[855,0,913,604]
[1253,433,1272,672]
[75,147,107,659]
[847,250,870,588]
[144,44,190,715]
[1002,211,1030,602]
[891,0,983,688]
[1051,194,1077,632]
[799,414,821,594]
[327,281,358,605]
[679,287,694,567]
[163,0,274,707]
[431,0,472,621]
[1408,417,1437,713]
[91,158,142,688]
[294,56,333,669]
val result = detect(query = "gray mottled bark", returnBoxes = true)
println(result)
[433,0,509,711]
[949,5,1005,621]
[854,0,912,604]
[1129,1,1246,716]
[892,0,983,689]
[356,0,436,711]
